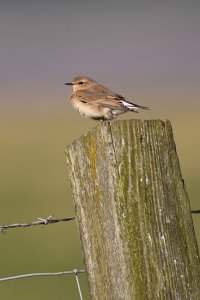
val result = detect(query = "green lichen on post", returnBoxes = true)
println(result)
[66,119,200,300]
[85,133,97,179]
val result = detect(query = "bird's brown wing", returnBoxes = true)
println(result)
[74,90,128,110]
[74,90,149,110]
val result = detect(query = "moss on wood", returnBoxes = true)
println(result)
[66,120,200,300]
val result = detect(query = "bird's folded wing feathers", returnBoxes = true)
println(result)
[73,90,149,110]
[74,90,131,110]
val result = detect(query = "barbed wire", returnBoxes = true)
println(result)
[1,210,198,234]
[0,212,87,299]
[2,209,198,299]
[0,269,85,300]
[0,215,75,234]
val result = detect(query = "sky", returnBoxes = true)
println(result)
[0,0,200,113]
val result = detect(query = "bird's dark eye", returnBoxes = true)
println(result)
[78,81,84,85]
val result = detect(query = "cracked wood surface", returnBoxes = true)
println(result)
[66,119,200,300]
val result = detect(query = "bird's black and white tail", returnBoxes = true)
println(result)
[122,100,149,111]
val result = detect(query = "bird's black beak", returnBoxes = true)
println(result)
[64,82,73,86]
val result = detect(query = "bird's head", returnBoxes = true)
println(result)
[64,76,96,91]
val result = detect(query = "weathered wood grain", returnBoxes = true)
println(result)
[66,119,200,300]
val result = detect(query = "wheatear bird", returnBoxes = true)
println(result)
[65,76,149,120]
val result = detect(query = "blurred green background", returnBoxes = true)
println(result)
[0,1,200,299]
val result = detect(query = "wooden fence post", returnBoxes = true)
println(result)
[65,119,200,300]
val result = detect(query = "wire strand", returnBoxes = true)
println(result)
[74,269,84,300]
[0,269,85,282]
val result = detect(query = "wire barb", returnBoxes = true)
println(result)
[0,216,75,233]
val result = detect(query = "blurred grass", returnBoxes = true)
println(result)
[0,103,200,299]
[0,105,92,300]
